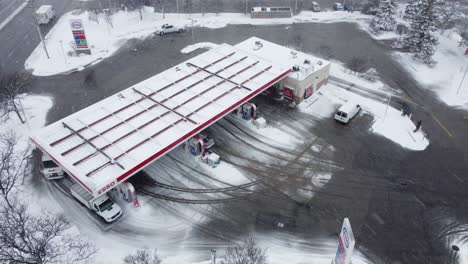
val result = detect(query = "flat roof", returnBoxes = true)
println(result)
[235,37,330,81]
[31,44,290,197]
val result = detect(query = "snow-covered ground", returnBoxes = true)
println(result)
[395,30,468,109]
[25,8,371,76]
[299,63,429,151]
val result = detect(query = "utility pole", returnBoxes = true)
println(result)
[201,0,204,16]
[176,0,179,14]
[245,0,248,15]
[35,23,50,59]
[457,67,468,95]
[190,18,195,43]
[210,249,216,264]
[295,0,298,15]
[59,40,67,64]
[383,94,391,122]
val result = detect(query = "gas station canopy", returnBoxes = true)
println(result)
[31,44,291,197]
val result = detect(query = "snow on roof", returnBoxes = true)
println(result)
[36,5,53,14]
[235,37,330,81]
[31,44,290,197]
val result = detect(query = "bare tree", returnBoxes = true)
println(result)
[0,201,97,264]
[291,34,303,51]
[213,0,223,14]
[125,0,146,19]
[153,0,169,18]
[0,131,30,208]
[123,248,162,264]
[222,237,268,264]
[184,0,193,13]
[0,72,29,123]
[201,0,205,16]
[317,44,333,60]
[346,56,369,74]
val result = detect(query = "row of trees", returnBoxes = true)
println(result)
[123,237,268,264]
[0,72,98,263]
[365,0,467,64]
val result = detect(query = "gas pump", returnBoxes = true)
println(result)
[186,135,220,168]
[188,136,205,156]
[241,102,257,120]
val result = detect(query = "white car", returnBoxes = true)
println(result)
[156,24,185,35]
[42,154,65,180]
[35,5,55,25]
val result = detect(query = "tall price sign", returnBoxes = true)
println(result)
[70,19,91,54]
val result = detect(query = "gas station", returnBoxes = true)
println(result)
[31,37,330,200]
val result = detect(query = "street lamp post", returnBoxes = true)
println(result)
[59,40,67,64]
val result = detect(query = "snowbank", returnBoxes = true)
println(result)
[180,42,219,54]
[25,9,371,76]
[395,30,468,109]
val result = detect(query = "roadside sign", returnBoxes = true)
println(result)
[332,218,355,264]
[69,19,91,54]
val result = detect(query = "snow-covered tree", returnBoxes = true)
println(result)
[361,0,380,15]
[403,0,439,64]
[434,0,462,34]
[370,0,397,31]
[213,0,223,14]
[403,0,420,21]
[460,32,468,47]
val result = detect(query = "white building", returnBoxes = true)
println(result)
[235,37,331,105]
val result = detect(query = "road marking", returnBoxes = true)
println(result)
[431,113,453,138]
[414,195,426,209]
[0,1,27,32]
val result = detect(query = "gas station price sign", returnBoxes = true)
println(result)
[69,19,90,52]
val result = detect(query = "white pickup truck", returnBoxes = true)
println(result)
[35,5,55,25]
[70,183,122,223]
[156,24,185,35]
[42,154,65,180]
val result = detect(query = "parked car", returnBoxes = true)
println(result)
[334,101,361,124]
[311,2,321,12]
[35,5,55,25]
[156,24,185,35]
[42,154,65,180]
[333,3,344,11]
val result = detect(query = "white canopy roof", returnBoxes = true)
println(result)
[31,43,290,197]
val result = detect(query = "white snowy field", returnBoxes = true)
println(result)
[25,8,371,76]
[395,30,468,109]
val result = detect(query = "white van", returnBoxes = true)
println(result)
[35,5,55,25]
[334,101,361,124]
[42,154,65,180]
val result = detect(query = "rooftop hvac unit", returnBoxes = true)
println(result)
[290,50,297,58]
[292,65,300,72]
[304,59,311,65]
[254,41,263,50]
[317,60,323,65]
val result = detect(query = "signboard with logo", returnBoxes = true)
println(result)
[283,87,294,100]
[332,218,355,264]
[70,19,91,54]
[304,86,313,99]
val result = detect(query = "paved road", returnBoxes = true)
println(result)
[21,22,468,264]
[0,0,78,73]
